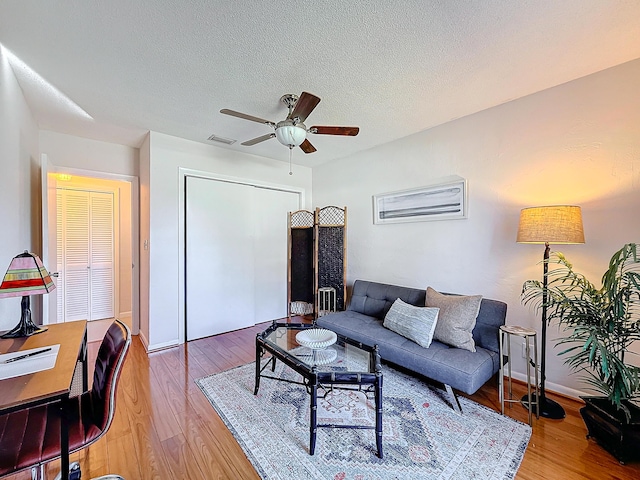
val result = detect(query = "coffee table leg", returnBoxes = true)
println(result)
[254,341,261,395]
[375,376,383,458]
[310,382,318,455]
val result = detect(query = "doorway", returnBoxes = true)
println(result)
[42,156,139,343]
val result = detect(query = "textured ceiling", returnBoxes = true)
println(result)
[1,1,639,167]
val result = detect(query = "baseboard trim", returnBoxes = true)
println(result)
[145,338,181,352]
[138,331,150,351]
[508,370,587,400]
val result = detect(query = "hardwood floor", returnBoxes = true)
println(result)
[6,320,639,479]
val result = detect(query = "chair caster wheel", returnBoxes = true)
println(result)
[53,462,81,480]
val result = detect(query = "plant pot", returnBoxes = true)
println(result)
[580,396,640,464]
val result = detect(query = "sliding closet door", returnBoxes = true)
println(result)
[186,176,300,341]
[186,177,255,341]
[253,186,299,322]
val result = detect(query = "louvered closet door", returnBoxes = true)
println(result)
[89,193,115,319]
[62,190,90,321]
[57,189,115,322]
[56,190,65,321]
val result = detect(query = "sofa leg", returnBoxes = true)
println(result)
[444,384,463,414]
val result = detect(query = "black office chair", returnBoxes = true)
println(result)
[0,320,131,480]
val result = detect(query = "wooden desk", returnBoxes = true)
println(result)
[0,320,88,480]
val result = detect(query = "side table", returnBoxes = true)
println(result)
[317,286,337,317]
[499,325,539,425]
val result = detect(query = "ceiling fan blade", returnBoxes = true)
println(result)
[299,139,317,154]
[241,133,276,146]
[310,126,360,136]
[220,109,275,126]
[289,92,321,122]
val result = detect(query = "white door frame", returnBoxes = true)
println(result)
[178,167,305,344]
[41,154,58,325]
[41,159,140,334]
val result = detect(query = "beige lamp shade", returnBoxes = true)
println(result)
[517,205,585,244]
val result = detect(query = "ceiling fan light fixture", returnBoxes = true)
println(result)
[275,120,306,147]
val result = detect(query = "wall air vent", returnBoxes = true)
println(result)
[207,134,236,145]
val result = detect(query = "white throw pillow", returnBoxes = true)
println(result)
[383,298,439,348]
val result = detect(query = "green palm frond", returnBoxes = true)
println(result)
[522,243,640,420]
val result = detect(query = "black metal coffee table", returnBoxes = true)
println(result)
[254,322,383,457]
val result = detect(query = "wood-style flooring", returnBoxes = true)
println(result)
[5,319,639,479]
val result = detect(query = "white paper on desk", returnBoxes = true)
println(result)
[0,344,60,380]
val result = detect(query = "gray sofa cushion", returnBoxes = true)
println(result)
[348,280,425,319]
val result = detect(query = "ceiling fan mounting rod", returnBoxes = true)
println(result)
[280,93,303,123]
[280,94,299,114]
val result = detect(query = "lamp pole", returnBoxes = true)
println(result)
[523,242,565,418]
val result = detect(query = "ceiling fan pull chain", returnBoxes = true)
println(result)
[289,147,293,175]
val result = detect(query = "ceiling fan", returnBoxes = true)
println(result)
[220,92,359,154]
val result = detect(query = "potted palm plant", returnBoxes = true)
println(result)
[521,243,640,463]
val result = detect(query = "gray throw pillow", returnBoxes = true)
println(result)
[425,287,482,352]
[383,298,439,348]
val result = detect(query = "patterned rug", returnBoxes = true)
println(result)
[196,361,531,480]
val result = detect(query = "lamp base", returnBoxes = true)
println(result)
[1,295,48,338]
[521,393,566,419]
[1,319,47,339]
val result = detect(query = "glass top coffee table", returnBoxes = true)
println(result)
[254,322,383,457]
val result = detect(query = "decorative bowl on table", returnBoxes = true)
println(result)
[295,347,338,366]
[295,328,337,350]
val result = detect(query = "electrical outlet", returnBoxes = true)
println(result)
[521,342,527,359]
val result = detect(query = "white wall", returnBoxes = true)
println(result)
[39,130,138,177]
[0,48,41,330]
[144,132,312,350]
[139,134,151,347]
[313,58,640,398]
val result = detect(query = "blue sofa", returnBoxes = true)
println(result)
[316,280,507,412]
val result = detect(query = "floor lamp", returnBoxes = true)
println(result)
[516,205,585,419]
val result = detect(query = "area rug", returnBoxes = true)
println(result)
[196,362,531,480]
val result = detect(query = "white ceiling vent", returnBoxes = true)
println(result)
[207,134,236,145]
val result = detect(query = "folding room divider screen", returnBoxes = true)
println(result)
[287,206,347,318]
